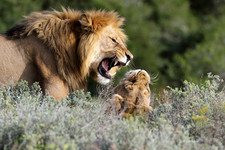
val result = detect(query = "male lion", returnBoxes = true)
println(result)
[0,8,133,100]
[111,69,153,117]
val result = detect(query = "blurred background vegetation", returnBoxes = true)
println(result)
[0,0,225,94]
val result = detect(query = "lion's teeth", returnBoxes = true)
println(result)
[114,60,118,66]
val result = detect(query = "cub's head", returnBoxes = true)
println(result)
[78,10,133,85]
[124,69,150,85]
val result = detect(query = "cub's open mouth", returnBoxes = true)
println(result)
[98,57,125,79]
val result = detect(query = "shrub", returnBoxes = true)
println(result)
[0,75,224,149]
[150,73,225,148]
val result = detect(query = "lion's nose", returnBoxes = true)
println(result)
[125,52,133,62]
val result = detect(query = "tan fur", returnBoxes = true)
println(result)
[111,70,153,116]
[0,8,133,100]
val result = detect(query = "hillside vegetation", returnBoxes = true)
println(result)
[0,73,224,149]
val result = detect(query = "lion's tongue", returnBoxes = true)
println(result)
[102,59,109,71]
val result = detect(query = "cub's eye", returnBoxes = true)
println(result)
[111,38,117,43]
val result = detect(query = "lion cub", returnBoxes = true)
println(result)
[111,69,153,116]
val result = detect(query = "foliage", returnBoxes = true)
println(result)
[0,74,224,149]
[1,1,225,149]
[151,73,225,147]
[1,0,225,91]
[172,16,225,83]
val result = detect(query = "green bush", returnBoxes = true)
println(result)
[0,74,224,149]
[151,73,225,147]
[172,16,225,83]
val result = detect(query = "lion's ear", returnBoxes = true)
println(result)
[79,13,107,33]
[79,14,94,33]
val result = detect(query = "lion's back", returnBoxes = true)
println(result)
[0,35,31,85]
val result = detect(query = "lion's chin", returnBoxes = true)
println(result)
[97,73,111,85]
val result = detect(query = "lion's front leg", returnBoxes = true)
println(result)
[43,76,69,101]
[35,52,69,101]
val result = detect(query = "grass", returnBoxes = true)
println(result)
[0,73,224,150]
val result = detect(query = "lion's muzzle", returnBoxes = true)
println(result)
[98,52,133,79]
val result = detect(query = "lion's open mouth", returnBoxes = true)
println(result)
[98,57,125,79]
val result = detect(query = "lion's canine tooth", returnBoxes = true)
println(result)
[114,60,118,66]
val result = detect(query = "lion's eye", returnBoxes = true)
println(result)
[111,38,117,43]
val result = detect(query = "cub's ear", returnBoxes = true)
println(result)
[139,72,149,78]
[79,14,93,33]
[138,72,145,79]
[138,72,150,82]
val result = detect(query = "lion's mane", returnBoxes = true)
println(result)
[4,8,126,92]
